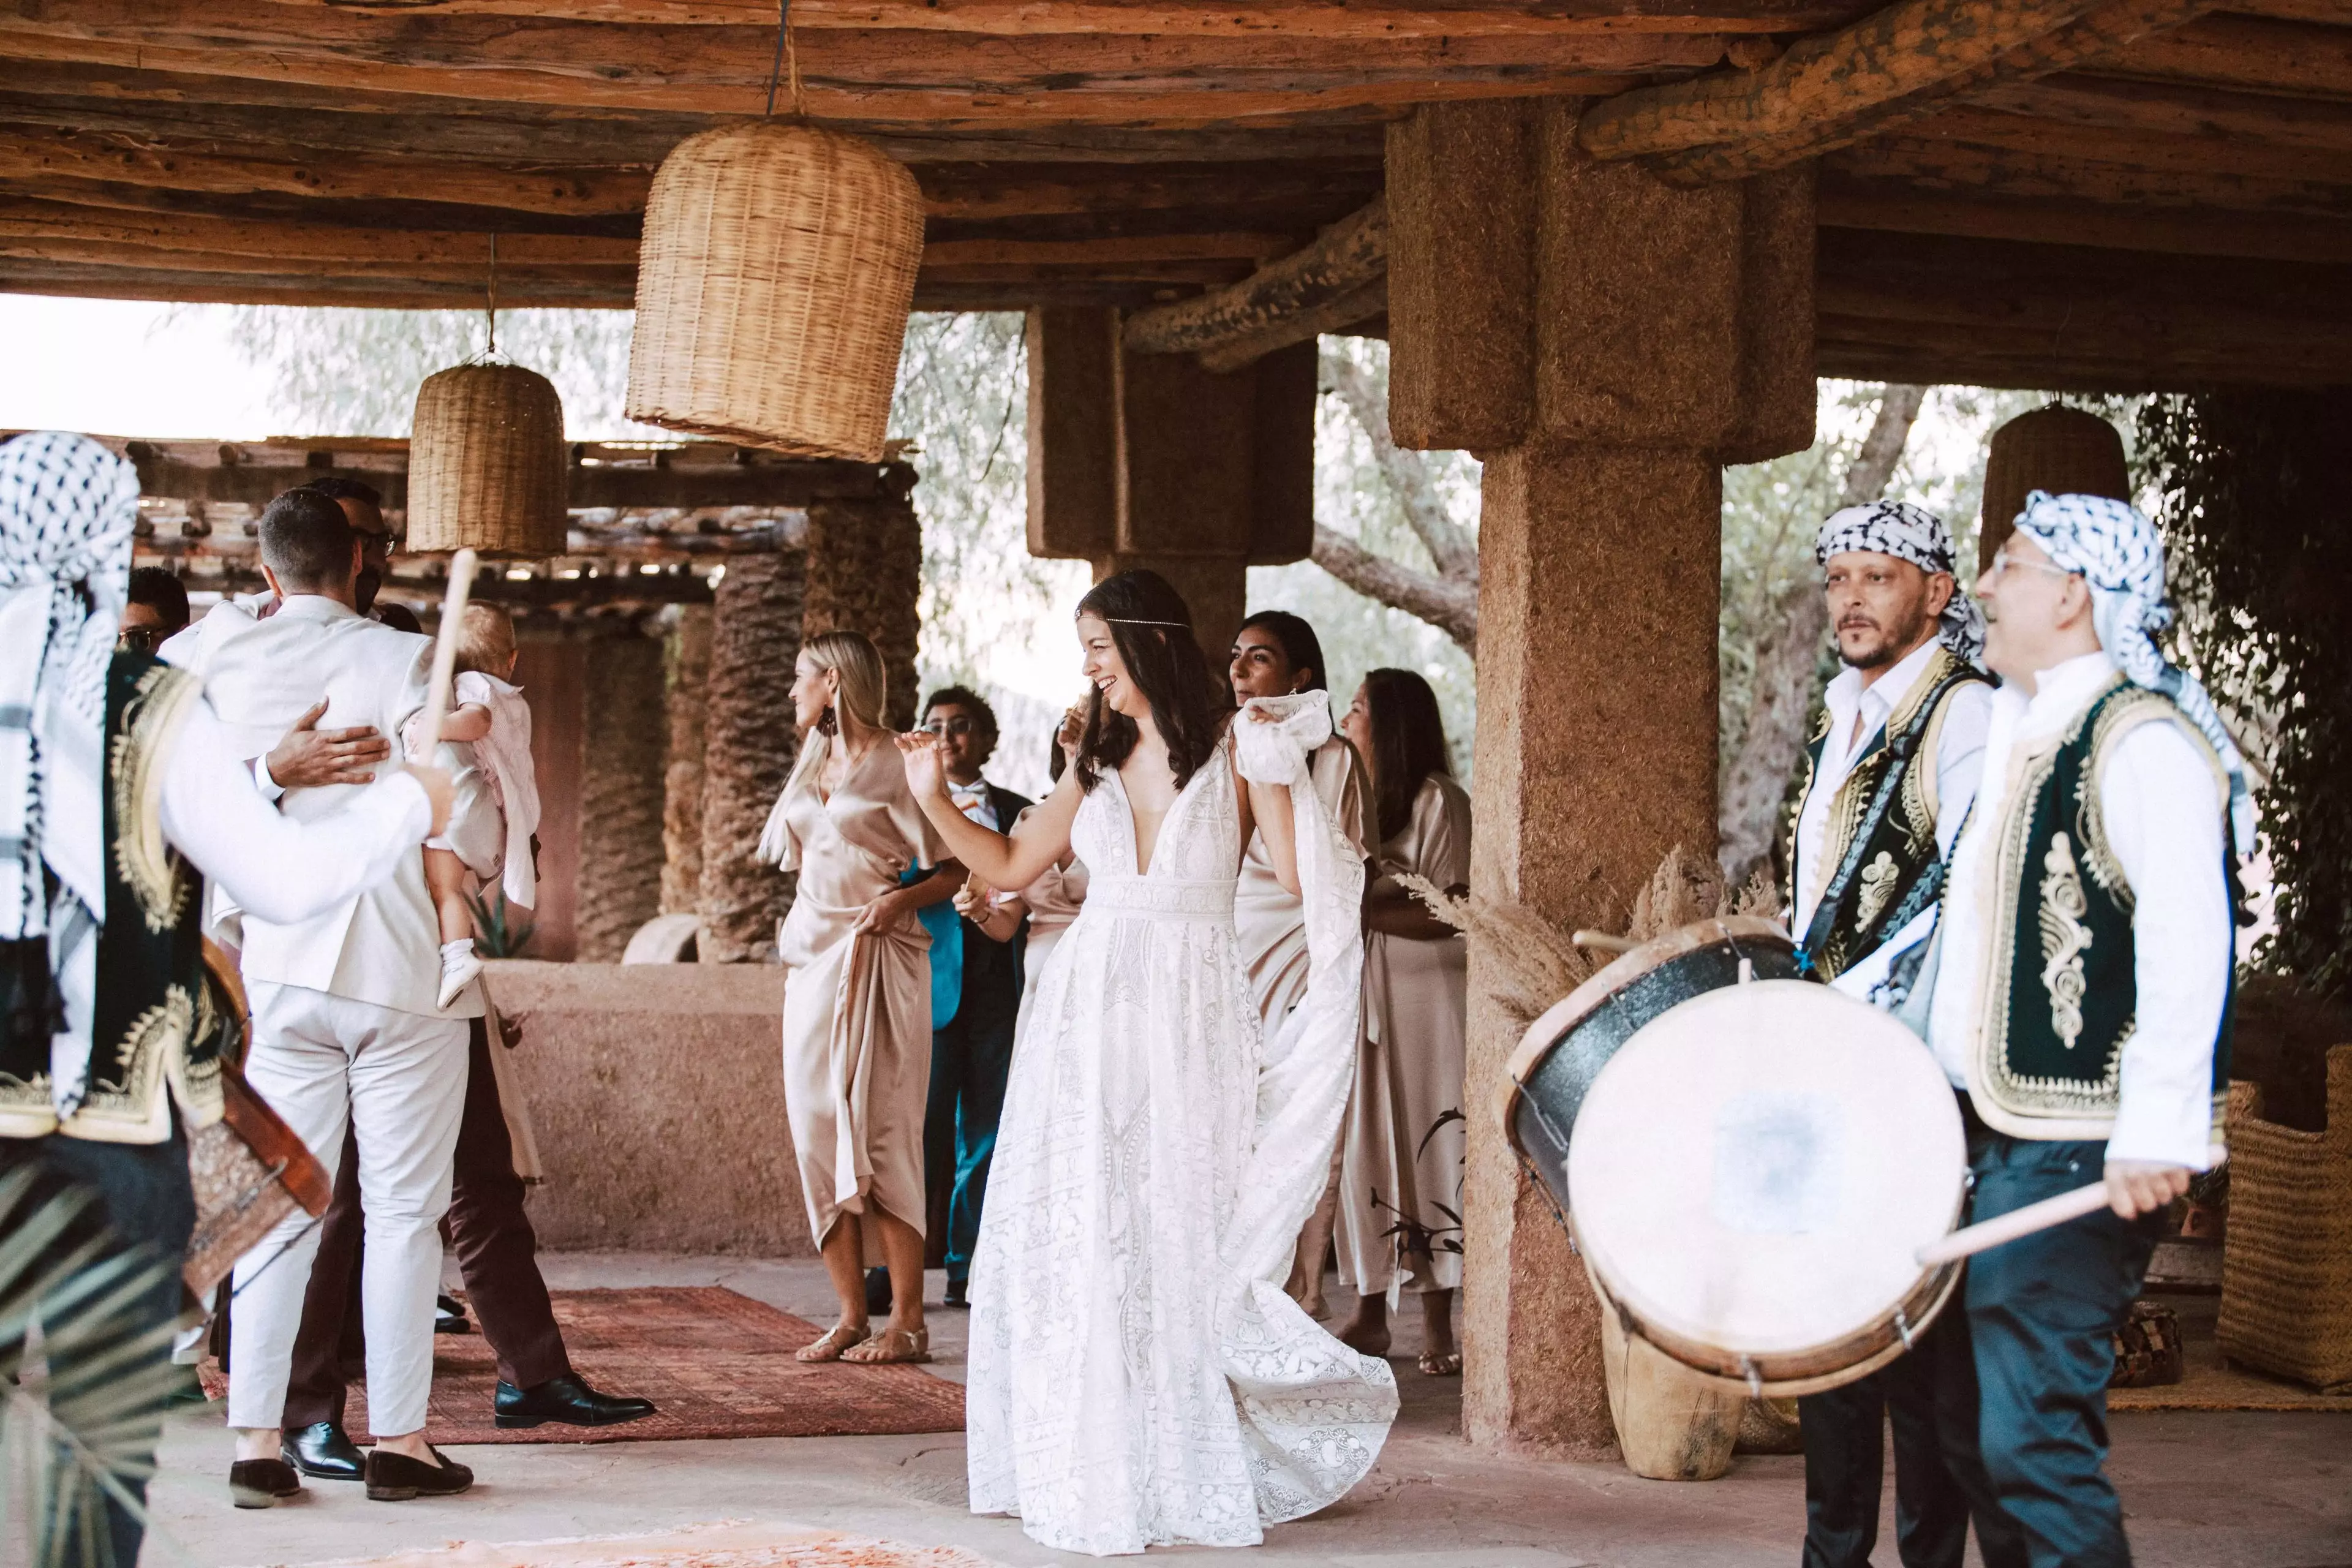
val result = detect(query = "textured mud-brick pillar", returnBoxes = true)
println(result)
[1389,98,1815,1456]
[802,481,924,730]
[1025,308,1314,654]
[575,630,668,960]
[660,604,712,916]
[698,549,806,962]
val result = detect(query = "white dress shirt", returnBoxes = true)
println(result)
[949,777,1000,832]
[1928,650,2234,1168]
[1792,638,1992,1003]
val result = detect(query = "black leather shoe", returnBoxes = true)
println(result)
[283,1421,365,1482]
[494,1374,657,1430]
[435,1292,471,1335]
[943,1280,969,1309]
[364,1446,473,1501]
[229,1457,303,1509]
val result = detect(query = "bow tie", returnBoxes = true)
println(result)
[949,782,987,803]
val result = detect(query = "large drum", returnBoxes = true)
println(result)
[1569,979,1968,1396]
[1499,916,1803,1214]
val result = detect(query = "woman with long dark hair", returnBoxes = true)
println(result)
[896,571,1396,1556]
[1333,667,1472,1376]
[1228,609,1369,1322]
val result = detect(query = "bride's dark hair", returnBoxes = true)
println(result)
[1073,570,1224,793]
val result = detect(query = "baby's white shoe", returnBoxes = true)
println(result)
[438,938,483,1009]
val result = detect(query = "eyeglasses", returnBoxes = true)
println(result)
[925,717,984,738]
[1988,551,2078,584]
[117,624,168,654]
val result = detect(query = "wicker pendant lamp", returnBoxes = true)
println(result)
[1978,404,2129,575]
[625,3,923,461]
[407,240,570,557]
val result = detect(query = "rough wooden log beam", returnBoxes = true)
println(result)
[1817,315,2352,387]
[1826,134,2352,214]
[263,0,1858,37]
[1575,0,2218,180]
[1972,72,2352,151]
[1893,102,2352,181]
[2095,13,2352,97]
[0,5,1718,119]
[1817,174,2352,262]
[1123,196,1385,368]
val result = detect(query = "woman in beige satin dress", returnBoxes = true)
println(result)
[1228,612,1369,1319]
[760,630,959,1365]
[1333,668,1472,1375]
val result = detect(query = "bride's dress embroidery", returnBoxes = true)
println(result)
[966,700,1398,1556]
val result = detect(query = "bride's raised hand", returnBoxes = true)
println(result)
[897,729,949,801]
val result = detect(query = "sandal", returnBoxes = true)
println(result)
[796,1322,872,1363]
[1418,1349,1463,1378]
[841,1325,931,1365]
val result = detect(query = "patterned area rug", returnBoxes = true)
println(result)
[2109,1333,2352,1412]
[205,1287,965,1444]
[282,1523,999,1567]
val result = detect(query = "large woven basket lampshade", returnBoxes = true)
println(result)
[1978,404,2130,575]
[407,361,568,557]
[626,122,924,461]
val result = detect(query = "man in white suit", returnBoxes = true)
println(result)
[202,488,502,1504]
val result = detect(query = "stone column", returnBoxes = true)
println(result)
[575,630,669,961]
[1387,99,1816,1457]
[1027,308,1315,655]
[660,603,712,916]
[802,497,924,729]
[697,549,805,962]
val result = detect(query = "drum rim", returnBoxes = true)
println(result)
[1495,914,1793,1143]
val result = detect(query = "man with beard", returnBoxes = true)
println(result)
[1787,501,2023,1568]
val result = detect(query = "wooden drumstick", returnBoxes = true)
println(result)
[1572,930,1635,955]
[412,548,480,763]
[1916,1182,2112,1266]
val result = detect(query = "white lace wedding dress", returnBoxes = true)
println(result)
[965,701,1398,1556]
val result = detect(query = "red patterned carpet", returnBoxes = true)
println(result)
[206,1287,965,1446]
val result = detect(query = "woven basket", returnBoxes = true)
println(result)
[1978,404,2130,575]
[407,361,568,557]
[2216,1046,2352,1392]
[627,121,924,462]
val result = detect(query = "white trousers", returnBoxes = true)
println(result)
[227,982,469,1436]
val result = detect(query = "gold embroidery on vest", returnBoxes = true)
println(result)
[1856,851,1901,930]
[110,663,199,933]
[2039,831,2092,1050]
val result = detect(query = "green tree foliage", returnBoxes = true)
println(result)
[2139,390,2351,995]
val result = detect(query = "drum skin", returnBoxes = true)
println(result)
[1568,980,1969,1398]
[1499,917,1801,1216]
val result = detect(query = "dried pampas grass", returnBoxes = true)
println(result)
[1396,846,1787,1029]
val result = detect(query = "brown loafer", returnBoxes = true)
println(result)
[230,1457,303,1509]
[364,1446,474,1501]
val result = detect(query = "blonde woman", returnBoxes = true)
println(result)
[759,631,959,1363]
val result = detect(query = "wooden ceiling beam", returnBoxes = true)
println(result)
[1123,195,1387,370]
[0,262,635,308]
[1817,173,2352,261]
[1891,102,2352,179]
[1825,134,2352,213]
[1972,69,2352,148]
[1576,0,2217,180]
[2095,13,2352,97]
[254,0,1860,37]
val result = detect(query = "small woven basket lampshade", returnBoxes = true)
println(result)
[1979,404,2130,575]
[627,121,924,461]
[407,361,568,557]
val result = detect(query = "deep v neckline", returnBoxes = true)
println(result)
[815,732,880,809]
[1105,741,1222,876]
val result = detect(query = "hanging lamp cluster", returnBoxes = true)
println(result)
[624,0,925,462]
[407,233,571,559]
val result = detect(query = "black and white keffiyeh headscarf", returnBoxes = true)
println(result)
[1,432,141,1114]
[2013,489,2255,859]
[1815,499,1987,665]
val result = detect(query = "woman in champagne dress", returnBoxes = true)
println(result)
[760,630,958,1365]
[897,572,1396,1557]
[1332,668,1473,1376]
[1227,611,1368,1319]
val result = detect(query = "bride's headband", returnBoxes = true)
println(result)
[1079,614,1191,628]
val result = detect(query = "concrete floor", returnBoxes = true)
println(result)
[142,1253,2352,1568]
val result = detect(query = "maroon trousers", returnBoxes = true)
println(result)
[282,1019,570,1428]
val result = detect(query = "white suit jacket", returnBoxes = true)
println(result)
[189,594,502,1019]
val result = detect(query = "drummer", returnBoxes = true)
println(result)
[1927,492,2244,1568]
[1789,500,2020,1568]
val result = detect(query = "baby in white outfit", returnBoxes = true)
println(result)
[414,603,541,1008]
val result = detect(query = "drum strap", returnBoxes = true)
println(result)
[1796,666,1978,976]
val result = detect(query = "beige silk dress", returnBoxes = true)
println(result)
[767,736,949,1257]
[1335,772,1473,1297]
[1234,734,1370,1030]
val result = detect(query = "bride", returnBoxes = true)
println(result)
[896,570,1397,1556]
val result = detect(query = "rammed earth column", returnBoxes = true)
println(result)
[1387,97,1817,1457]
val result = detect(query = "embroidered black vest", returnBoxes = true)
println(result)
[1971,680,2236,1139]
[0,652,225,1142]
[1790,648,1991,983]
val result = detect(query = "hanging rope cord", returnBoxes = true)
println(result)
[484,231,499,359]
[764,0,804,118]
